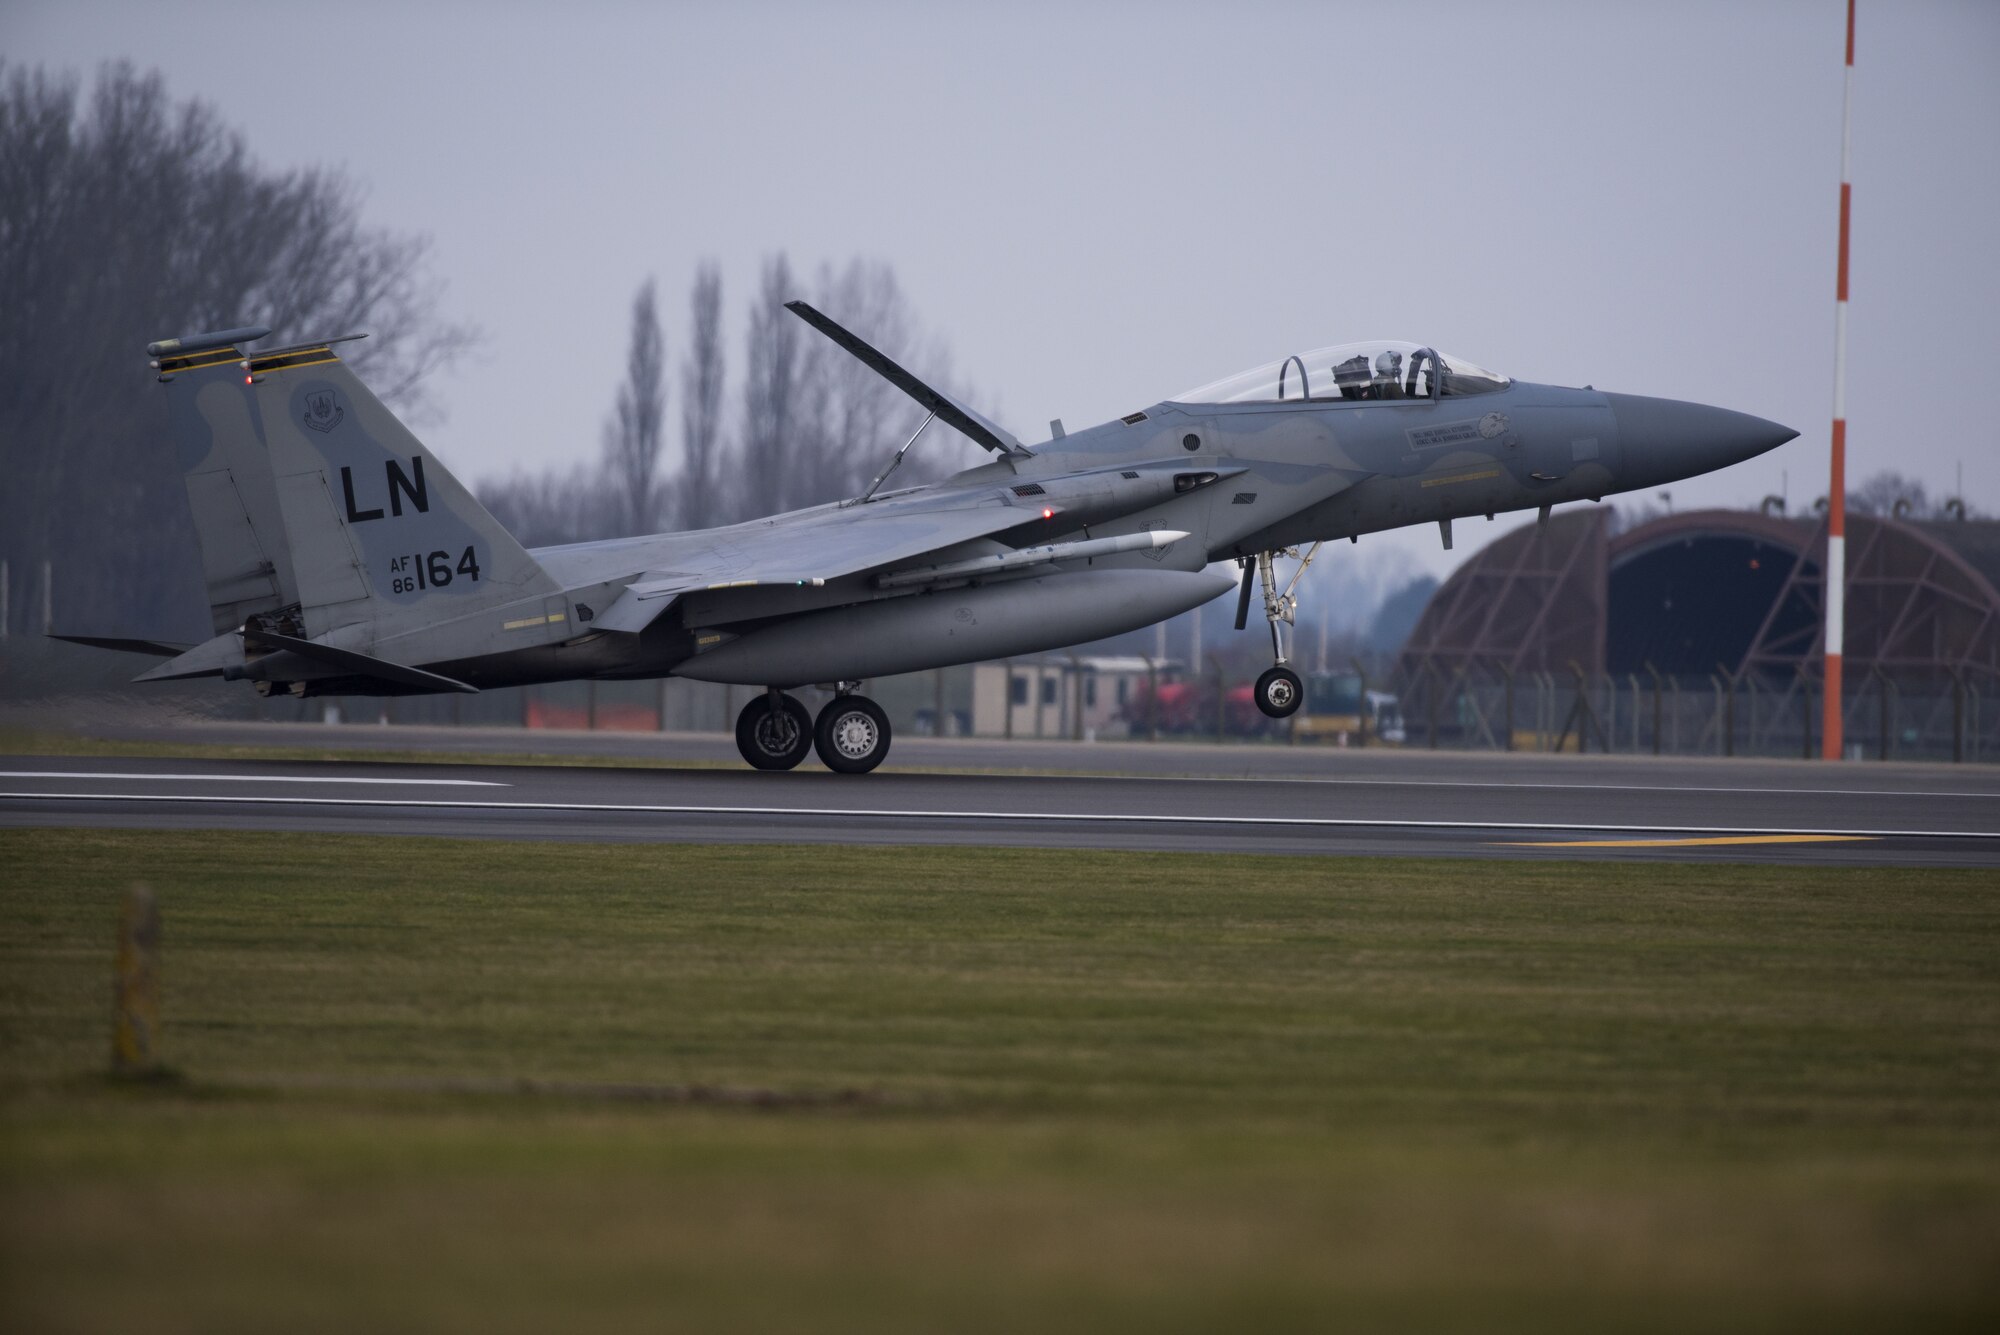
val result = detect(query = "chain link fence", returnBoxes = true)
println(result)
[1386,664,1995,762]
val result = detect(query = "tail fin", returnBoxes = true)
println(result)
[151,326,300,633]
[245,337,568,658]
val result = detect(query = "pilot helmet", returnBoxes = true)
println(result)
[1374,350,1403,378]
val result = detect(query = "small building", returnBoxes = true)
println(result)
[970,656,1174,739]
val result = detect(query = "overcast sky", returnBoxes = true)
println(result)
[10,0,1998,583]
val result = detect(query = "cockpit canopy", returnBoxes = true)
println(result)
[1174,340,1510,404]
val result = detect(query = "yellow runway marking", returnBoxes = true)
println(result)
[1498,834,1877,848]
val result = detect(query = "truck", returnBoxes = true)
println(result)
[1122,674,1277,739]
[1290,671,1405,745]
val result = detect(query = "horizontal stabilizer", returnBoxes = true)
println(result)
[785,300,1029,457]
[249,630,478,694]
[47,634,191,658]
[134,631,246,682]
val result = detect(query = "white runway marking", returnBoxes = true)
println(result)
[1142,775,2000,800]
[0,790,1993,840]
[9,770,1993,801]
[0,771,507,788]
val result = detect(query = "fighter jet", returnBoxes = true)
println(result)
[77,308,1795,772]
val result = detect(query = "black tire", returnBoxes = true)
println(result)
[735,693,813,770]
[814,695,892,774]
[1254,666,1303,719]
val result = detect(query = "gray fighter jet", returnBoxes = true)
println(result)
[77,307,1794,772]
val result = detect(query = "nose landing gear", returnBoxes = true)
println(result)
[1254,664,1303,717]
[1237,542,1323,719]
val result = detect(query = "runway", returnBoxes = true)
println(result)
[5,730,1999,866]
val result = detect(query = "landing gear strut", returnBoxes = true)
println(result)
[734,689,813,770]
[1236,542,1323,719]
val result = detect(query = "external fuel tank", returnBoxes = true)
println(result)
[675,567,1233,686]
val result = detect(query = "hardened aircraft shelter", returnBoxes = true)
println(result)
[1395,507,2000,759]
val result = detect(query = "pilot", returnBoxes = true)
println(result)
[1373,350,1405,400]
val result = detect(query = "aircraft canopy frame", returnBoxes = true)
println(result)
[1173,340,1510,405]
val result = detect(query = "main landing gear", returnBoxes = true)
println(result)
[1234,542,1324,719]
[813,692,891,774]
[735,689,812,770]
[733,685,893,774]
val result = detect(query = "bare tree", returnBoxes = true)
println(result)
[676,261,726,530]
[1844,470,1939,519]
[793,258,922,505]
[0,61,475,641]
[735,252,984,518]
[736,253,802,521]
[480,468,619,548]
[602,277,666,536]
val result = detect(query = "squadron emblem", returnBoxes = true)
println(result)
[1478,412,1510,440]
[303,390,344,433]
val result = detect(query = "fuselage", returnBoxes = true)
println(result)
[448,373,1792,692]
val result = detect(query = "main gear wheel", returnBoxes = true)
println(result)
[814,695,892,774]
[735,692,813,770]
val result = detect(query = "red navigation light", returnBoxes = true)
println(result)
[1042,507,1054,519]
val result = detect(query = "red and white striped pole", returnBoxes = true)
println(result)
[1822,0,1854,761]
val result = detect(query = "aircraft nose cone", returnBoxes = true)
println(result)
[1604,392,1798,481]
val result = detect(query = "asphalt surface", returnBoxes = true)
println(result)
[5,724,1999,866]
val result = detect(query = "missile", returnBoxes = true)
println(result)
[145,326,272,358]
[875,529,1190,589]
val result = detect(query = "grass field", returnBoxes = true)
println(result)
[3,828,1998,1333]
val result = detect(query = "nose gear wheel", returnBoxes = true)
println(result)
[1254,666,1303,718]
[815,695,892,774]
[735,691,813,770]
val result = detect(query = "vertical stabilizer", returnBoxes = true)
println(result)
[246,340,567,658]
[151,329,300,633]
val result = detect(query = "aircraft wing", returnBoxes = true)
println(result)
[589,496,1053,633]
